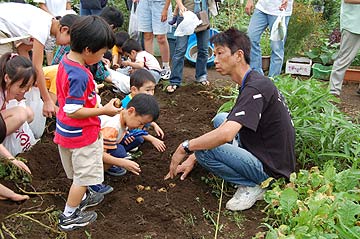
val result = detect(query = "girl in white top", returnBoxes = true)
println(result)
[0,52,36,201]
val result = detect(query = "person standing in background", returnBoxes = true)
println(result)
[34,0,75,65]
[329,0,360,96]
[80,0,107,16]
[136,0,172,80]
[245,0,293,77]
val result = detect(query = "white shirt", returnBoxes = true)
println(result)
[136,51,162,72]
[34,0,70,17]
[0,3,53,46]
[256,0,293,16]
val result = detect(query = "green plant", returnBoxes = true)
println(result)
[259,165,360,238]
[0,157,31,183]
[284,2,326,61]
[305,39,339,65]
[212,0,250,32]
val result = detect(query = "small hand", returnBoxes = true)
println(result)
[103,98,122,116]
[123,135,135,145]
[151,138,166,152]
[43,100,56,118]
[153,124,164,139]
[112,63,120,70]
[123,159,141,175]
[11,159,31,174]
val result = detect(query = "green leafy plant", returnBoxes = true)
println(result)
[0,157,31,183]
[305,39,339,65]
[258,164,360,238]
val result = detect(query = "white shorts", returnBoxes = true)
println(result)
[136,0,172,35]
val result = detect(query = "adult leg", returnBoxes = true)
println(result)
[268,15,291,77]
[195,144,269,186]
[247,9,268,75]
[168,17,189,86]
[143,32,155,55]
[195,29,209,82]
[329,30,360,96]
[156,34,170,64]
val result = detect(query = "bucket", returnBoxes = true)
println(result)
[185,28,219,67]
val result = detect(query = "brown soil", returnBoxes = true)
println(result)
[0,65,359,239]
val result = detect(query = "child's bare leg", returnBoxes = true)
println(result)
[0,184,29,201]
[66,184,87,207]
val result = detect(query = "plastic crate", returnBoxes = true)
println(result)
[312,63,332,80]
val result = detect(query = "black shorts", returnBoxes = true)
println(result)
[0,113,7,144]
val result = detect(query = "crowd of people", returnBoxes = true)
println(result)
[3,0,355,233]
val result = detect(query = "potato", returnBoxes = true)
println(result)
[113,98,122,108]
[136,197,144,204]
[136,185,145,191]
[157,187,167,193]
[169,183,176,188]
[144,186,151,191]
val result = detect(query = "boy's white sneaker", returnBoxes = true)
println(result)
[226,185,266,211]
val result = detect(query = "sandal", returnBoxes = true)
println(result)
[166,85,178,93]
[199,80,210,86]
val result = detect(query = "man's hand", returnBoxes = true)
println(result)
[245,0,254,16]
[161,8,168,22]
[164,153,196,181]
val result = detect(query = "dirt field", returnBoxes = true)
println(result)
[0,65,359,239]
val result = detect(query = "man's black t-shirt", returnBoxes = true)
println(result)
[227,70,295,179]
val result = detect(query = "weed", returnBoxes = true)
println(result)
[183,213,197,227]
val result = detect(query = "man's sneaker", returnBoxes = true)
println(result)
[106,166,127,176]
[226,185,266,211]
[88,183,113,195]
[160,66,171,80]
[79,190,104,211]
[58,208,97,231]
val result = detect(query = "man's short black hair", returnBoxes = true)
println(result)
[127,93,160,121]
[122,39,142,54]
[115,31,130,48]
[130,69,156,88]
[100,6,124,29]
[70,15,115,53]
[210,27,251,64]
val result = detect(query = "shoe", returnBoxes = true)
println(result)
[168,15,178,25]
[129,147,139,153]
[58,208,97,231]
[226,185,266,211]
[106,166,127,176]
[88,183,113,195]
[79,190,104,211]
[160,66,171,80]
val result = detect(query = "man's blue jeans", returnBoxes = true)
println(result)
[169,17,209,86]
[248,9,290,77]
[194,112,269,186]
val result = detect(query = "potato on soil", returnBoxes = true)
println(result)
[136,185,145,191]
[157,187,167,193]
[136,197,144,204]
